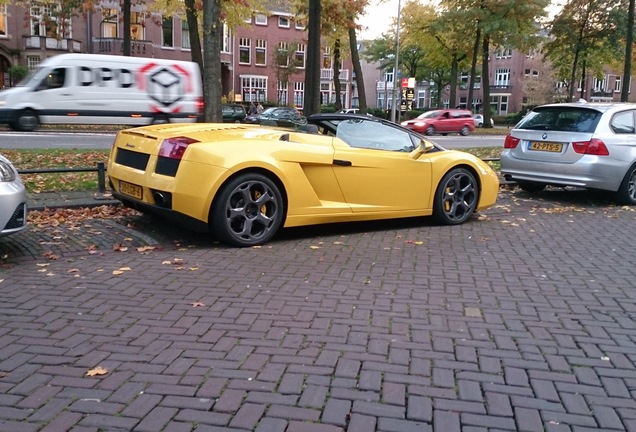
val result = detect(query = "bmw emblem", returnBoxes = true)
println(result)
[542,133,548,140]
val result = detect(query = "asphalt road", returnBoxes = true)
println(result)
[1,186,635,431]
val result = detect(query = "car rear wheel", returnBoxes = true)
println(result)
[459,125,470,136]
[211,173,285,247]
[425,125,435,136]
[616,164,636,205]
[432,167,478,225]
[12,109,39,132]
[517,181,546,193]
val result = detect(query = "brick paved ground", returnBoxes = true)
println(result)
[1,187,635,432]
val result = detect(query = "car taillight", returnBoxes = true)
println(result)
[572,138,609,156]
[159,136,199,160]
[504,134,520,149]
[196,97,204,113]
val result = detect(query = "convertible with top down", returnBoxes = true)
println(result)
[107,113,499,246]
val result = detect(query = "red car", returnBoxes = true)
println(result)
[401,109,475,136]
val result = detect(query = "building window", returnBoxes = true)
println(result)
[27,56,41,70]
[384,69,394,83]
[130,11,144,40]
[0,5,6,37]
[294,81,304,108]
[593,77,606,92]
[472,75,481,89]
[101,8,118,37]
[181,19,190,49]
[241,76,267,102]
[277,41,289,67]
[323,47,331,68]
[460,72,469,90]
[495,68,510,86]
[417,90,426,108]
[295,19,305,30]
[222,24,230,53]
[615,76,622,93]
[295,43,306,69]
[162,16,174,47]
[255,14,267,25]
[31,2,71,38]
[255,39,266,66]
[278,16,290,28]
[239,38,251,64]
[277,81,288,105]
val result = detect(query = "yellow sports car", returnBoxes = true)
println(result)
[107,113,499,246]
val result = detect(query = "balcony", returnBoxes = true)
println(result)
[24,36,82,52]
[376,81,395,91]
[320,68,350,81]
[92,38,154,56]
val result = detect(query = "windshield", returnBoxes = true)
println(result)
[16,67,47,87]
[517,107,602,133]
[417,111,440,119]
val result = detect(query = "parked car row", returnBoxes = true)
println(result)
[5,102,635,244]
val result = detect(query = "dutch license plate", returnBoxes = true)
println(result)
[529,141,563,152]
[120,181,142,199]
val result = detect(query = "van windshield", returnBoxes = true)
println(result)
[16,67,47,87]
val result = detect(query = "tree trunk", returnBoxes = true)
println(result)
[202,0,222,122]
[122,0,131,56]
[449,54,458,108]
[185,0,203,77]
[481,33,492,128]
[333,39,342,111]
[348,26,367,113]
[304,0,321,116]
[622,0,635,102]
[468,27,481,113]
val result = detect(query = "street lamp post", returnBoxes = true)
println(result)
[390,0,401,123]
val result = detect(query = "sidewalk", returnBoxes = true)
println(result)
[27,190,120,211]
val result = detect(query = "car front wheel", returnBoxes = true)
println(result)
[432,167,478,225]
[425,125,435,136]
[211,173,285,247]
[459,125,470,136]
[616,164,636,205]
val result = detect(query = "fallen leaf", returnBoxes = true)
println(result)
[85,366,109,377]
[310,246,320,249]
[191,302,205,307]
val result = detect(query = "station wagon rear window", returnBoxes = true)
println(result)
[517,107,602,133]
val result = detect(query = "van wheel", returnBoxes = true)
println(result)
[152,114,170,125]
[13,109,39,132]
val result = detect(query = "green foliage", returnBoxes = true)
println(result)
[8,65,28,84]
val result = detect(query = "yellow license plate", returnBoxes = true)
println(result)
[529,141,563,152]
[120,181,142,199]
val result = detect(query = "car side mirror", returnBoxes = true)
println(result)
[410,139,434,159]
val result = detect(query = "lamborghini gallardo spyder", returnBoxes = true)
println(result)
[107,113,499,246]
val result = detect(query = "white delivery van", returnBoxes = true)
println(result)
[0,53,203,131]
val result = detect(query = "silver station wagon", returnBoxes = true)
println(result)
[501,102,636,204]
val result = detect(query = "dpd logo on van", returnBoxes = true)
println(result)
[137,63,194,112]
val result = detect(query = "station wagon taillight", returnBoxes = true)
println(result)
[196,97,204,113]
[572,138,609,156]
[504,134,520,149]
[159,136,200,160]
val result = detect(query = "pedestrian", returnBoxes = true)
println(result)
[257,102,264,114]
[248,101,257,115]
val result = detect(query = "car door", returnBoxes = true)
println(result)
[435,111,453,133]
[330,118,434,213]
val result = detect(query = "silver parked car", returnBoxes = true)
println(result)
[501,102,636,204]
[0,154,27,237]
[473,114,494,128]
